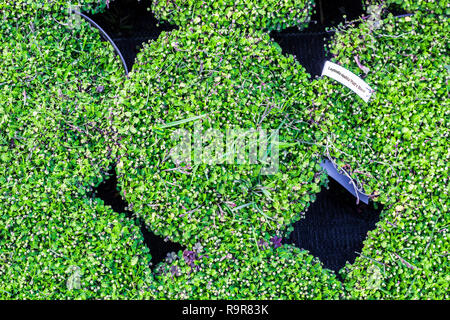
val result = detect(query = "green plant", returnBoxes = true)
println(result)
[382,0,450,14]
[312,9,449,298]
[153,244,342,299]
[114,24,322,247]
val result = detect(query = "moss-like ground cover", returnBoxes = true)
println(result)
[0,0,448,299]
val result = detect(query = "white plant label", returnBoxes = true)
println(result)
[322,61,374,102]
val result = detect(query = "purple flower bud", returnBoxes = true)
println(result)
[257,238,268,248]
[270,236,282,249]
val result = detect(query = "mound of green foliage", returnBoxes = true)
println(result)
[0,1,156,298]
[112,23,344,295]
[312,8,449,298]
[383,0,450,14]
[153,243,341,299]
[0,193,155,299]
[152,0,314,31]
[114,24,324,247]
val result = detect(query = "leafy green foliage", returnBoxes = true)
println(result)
[313,9,449,299]
[382,0,450,15]
[0,195,154,299]
[0,0,154,298]
[0,0,448,300]
[153,244,342,299]
[152,0,314,31]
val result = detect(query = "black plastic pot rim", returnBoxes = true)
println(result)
[72,10,130,75]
